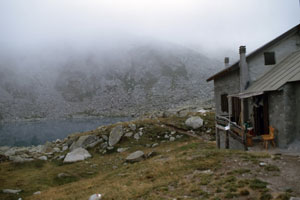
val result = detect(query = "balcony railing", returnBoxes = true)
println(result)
[215,115,247,150]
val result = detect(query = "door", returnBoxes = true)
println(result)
[253,95,269,135]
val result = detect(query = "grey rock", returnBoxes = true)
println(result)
[169,137,175,142]
[101,135,108,141]
[129,123,137,131]
[147,151,158,158]
[58,155,65,160]
[117,148,129,153]
[107,146,114,150]
[89,194,102,200]
[86,139,102,148]
[108,125,123,146]
[176,135,183,139]
[9,156,33,163]
[2,189,22,194]
[55,139,61,143]
[259,162,267,166]
[33,191,41,195]
[4,148,16,156]
[57,173,70,178]
[53,147,61,153]
[152,143,159,148]
[63,148,91,163]
[38,156,47,161]
[42,141,53,153]
[70,135,100,150]
[100,142,108,149]
[62,145,68,151]
[185,116,204,129]
[126,150,145,163]
[134,133,140,140]
[124,132,133,137]
[164,134,169,138]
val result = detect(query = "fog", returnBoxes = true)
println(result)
[1,0,299,60]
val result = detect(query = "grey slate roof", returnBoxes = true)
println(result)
[241,50,300,96]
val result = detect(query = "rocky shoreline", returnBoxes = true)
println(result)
[0,106,213,164]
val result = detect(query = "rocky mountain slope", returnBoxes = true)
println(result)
[0,41,221,121]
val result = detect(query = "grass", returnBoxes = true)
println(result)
[0,112,291,200]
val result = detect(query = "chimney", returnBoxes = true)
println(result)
[224,57,229,68]
[239,46,249,92]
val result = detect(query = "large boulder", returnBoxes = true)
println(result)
[63,148,91,163]
[126,151,145,163]
[70,135,101,151]
[185,116,204,129]
[108,125,123,146]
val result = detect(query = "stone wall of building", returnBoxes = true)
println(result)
[268,90,285,147]
[214,70,240,115]
[293,82,300,143]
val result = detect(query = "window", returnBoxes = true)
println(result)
[221,94,228,113]
[264,52,276,65]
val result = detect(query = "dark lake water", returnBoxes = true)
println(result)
[0,117,132,146]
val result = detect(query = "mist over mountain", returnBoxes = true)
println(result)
[0,41,221,121]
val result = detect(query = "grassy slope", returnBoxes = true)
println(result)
[0,112,295,200]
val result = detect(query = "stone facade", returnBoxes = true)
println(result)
[210,25,300,150]
[214,70,240,115]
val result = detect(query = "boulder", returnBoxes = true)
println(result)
[63,148,91,163]
[57,173,70,178]
[89,194,102,200]
[42,142,53,153]
[9,156,33,163]
[129,123,136,131]
[185,116,204,129]
[38,156,47,161]
[70,135,100,150]
[117,148,129,153]
[152,143,159,148]
[4,148,16,156]
[124,132,133,137]
[101,134,108,141]
[62,145,68,151]
[108,125,123,146]
[33,191,41,195]
[2,189,22,194]
[126,151,145,163]
[53,147,61,153]
[134,133,140,140]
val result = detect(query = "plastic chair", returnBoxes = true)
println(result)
[262,126,275,149]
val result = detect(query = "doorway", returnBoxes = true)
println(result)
[253,95,269,136]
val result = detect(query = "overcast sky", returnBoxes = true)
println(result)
[0,0,300,58]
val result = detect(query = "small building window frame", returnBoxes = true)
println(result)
[264,52,276,65]
[221,93,229,113]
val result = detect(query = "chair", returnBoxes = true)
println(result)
[262,126,275,149]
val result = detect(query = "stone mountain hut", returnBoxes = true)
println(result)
[207,24,300,151]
